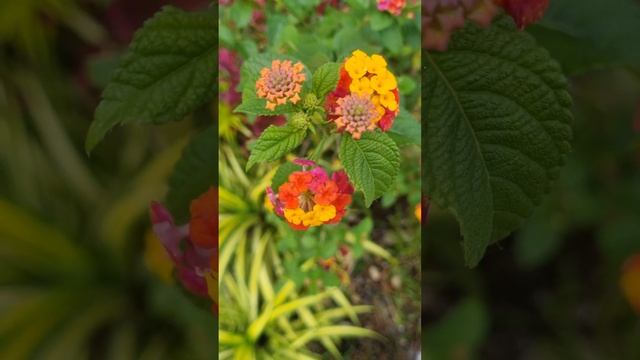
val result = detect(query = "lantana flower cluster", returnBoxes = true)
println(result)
[256,59,305,110]
[326,50,399,139]
[150,187,218,314]
[377,0,406,15]
[267,160,354,230]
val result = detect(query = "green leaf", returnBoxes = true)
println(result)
[371,11,393,31]
[345,0,369,10]
[423,17,573,267]
[380,26,402,54]
[339,131,400,207]
[229,1,253,28]
[387,109,420,147]
[271,162,302,190]
[166,126,216,223]
[234,96,294,116]
[397,75,417,95]
[85,6,216,152]
[370,11,393,32]
[424,299,488,360]
[246,125,307,171]
[312,62,340,100]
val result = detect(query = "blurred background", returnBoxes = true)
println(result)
[0,0,216,358]
[423,0,640,359]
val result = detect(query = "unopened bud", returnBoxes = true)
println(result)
[290,112,309,129]
[303,93,319,109]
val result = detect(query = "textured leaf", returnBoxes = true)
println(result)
[166,126,216,223]
[86,6,216,152]
[234,96,294,116]
[339,131,400,207]
[246,125,307,171]
[312,62,341,100]
[423,17,573,267]
[271,163,302,190]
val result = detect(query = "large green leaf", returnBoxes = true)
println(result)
[246,124,307,171]
[85,6,216,152]
[423,17,573,267]
[166,126,216,223]
[339,131,400,207]
[312,62,340,100]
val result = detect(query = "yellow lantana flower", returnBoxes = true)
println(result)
[379,91,398,111]
[344,54,368,79]
[367,54,387,75]
[302,211,323,227]
[350,77,373,95]
[370,95,386,122]
[370,69,397,94]
[313,204,336,222]
[284,208,305,225]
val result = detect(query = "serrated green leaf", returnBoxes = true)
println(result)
[339,131,400,207]
[85,6,216,152]
[166,126,216,223]
[234,96,294,116]
[246,125,307,171]
[423,17,573,267]
[312,62,340,100]
[272,163,302,190]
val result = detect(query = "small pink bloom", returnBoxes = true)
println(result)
[309,167,329,193]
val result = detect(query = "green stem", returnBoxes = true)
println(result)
[308,132,337,162]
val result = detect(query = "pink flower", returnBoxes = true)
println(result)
[377,0,406,15]
[150,201,215,298]
[309,167,330,193]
